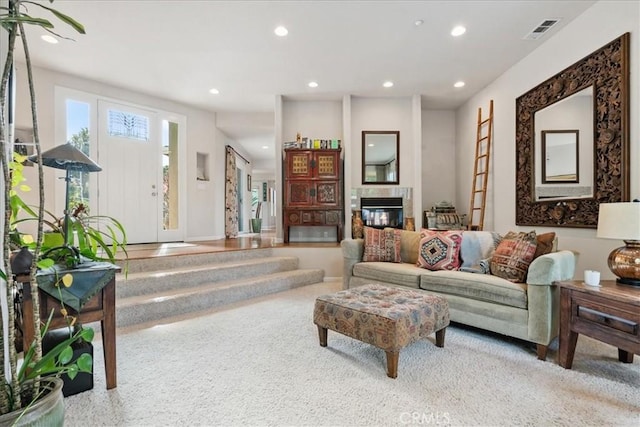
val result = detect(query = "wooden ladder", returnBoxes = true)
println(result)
[467,100,494,231]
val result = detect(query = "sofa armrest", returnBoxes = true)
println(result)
[526,250,577,286]
[341,239,364,290]
[525,250,578,344]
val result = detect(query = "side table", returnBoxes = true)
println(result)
[556,280,640,369]
[18,262,120,389]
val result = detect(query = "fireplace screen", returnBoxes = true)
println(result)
[361,197,403,229]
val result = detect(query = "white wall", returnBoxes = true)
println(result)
[421,110,456,227]
[350,97,414,188]
[282,100,343,142]
[454,0,639,280]
[12,65,221,242]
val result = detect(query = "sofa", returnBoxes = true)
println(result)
[341,228,577,360]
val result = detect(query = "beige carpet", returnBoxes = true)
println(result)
[64,281,639,426]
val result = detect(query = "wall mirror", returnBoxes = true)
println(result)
[362,130,399,185]
[515,33,629,228]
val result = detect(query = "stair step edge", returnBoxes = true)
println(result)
[118,256,300,280]
[119,247,275,273]
[117,269,324,307]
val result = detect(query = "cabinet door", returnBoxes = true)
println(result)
[285,210,301,225]
[315,181,340,207]
[286,151,314,179]
[286,181,314,207]
[314,152,340,179]
[325,211,342,225]
[301,211,325,225]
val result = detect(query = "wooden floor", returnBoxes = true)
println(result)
[123,231,340,260]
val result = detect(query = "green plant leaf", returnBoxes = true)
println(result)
[57,346,73,365]
[37,258,55,269]
[79,327,94,342]
[76,353,93,373]
[66,364,79,380]
[22,1,85,33]
[1,14,53,28]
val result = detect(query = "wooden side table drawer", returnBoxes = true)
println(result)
[572,293,640,341]
[576,306,638,335]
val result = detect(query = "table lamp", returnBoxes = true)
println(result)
[29,143,102,263]
[596,201,640,286]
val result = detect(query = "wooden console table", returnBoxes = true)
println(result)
[18,262,120,389]
[556,280,640,369]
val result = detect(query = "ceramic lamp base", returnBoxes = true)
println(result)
[608,240,640,287]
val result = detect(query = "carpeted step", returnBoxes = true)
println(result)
[118,247,274,274]
[117,256,300,299]
[116,268,324,327]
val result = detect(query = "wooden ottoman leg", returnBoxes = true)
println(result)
[317,325,328,347]
[385,351,399,379]
[435,327,446,348]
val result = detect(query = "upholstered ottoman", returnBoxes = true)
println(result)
[313,284,450,378]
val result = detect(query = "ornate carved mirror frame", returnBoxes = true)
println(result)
[515,33,630,228]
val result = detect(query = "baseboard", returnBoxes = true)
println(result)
[186,235,224,242]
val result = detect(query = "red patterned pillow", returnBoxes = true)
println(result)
[417,230,463,271]
[362,227,402,262]
[490,231,538,282]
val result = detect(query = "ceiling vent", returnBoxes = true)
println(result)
[524,18,560,40]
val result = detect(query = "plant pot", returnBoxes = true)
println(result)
[0,377,64,427]
[251,218,262,233]
[10,246,34,275]
[42,328,94,397]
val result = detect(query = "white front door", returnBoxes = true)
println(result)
[97,100,159,244]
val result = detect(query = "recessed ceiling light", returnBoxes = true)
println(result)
[308,81,318,88]
[414,19,424,26]
[383,81,394,88]
[274,26,288,37]
[262,145,269,149]
[41,35,58,44]
[451,25,466,37]
[454,81,465,88]
[209,88,219,95]
[368,143,375,147]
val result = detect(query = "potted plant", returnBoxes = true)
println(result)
[0,1,94,423]
[11,197,128,268]
[251,193,262,233]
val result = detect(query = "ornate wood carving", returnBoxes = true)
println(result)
[515,33,630,228]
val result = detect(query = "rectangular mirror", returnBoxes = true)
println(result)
[541,129,579,184]
[362,130,399,185]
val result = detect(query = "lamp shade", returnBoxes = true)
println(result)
[28,143,101,172]
[596,202,640,241]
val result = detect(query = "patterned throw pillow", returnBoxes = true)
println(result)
[362,227,402,262]
[417,229,463,271]
[490,231,538,282]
